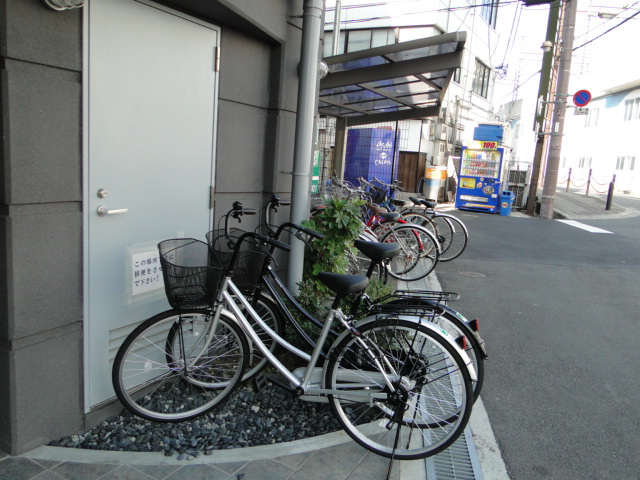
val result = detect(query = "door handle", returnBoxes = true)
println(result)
[97,206,129,217]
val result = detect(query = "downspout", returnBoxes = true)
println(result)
[287,0,324,293]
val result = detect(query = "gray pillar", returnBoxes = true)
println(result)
[287,0,324,293]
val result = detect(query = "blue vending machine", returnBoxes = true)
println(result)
[455,141,506,213]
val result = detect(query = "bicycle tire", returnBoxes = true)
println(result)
[399,211,437,231]
[379,224,439,281]
[112,309,247,422]
[431,214,468,262]
[325,316,473,460]
[378,300,484,401]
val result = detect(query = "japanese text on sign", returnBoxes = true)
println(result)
[132,251,163,296]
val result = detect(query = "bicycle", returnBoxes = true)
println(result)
[112,209,475,460]
[259,196,486,402]
[400,196,469,262]
[362,177,468,263]
[318,179,442,282]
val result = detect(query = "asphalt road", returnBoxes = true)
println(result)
[434,210,640,480]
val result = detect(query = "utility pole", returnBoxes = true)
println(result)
[525,0,561,215]
[539,0,578,219]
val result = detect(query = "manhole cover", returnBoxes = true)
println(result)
[459,271,486,278]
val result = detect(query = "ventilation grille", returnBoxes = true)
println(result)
[426,427,484,480]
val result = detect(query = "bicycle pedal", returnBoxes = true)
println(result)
[253,374,268,393]
[264,373,297,394]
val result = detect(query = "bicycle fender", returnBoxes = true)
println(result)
[328,314,477,382]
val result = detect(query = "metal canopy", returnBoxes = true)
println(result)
[319,32,466,126]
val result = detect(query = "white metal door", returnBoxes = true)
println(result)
[85,0,219,408]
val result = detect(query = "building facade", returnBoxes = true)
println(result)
[562,79,640,195]
[321,0,501,197]
[0,0,310,454]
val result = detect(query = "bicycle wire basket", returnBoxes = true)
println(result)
[158,238,224,310]
[206,228,267,291]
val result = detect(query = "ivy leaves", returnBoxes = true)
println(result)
[301,197,364,293]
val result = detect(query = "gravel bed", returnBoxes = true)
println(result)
[49,379,342,460]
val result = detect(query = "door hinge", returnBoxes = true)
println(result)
[210,186,215,209]
[214,46,220,72]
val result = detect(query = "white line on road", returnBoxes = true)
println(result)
[557,220,614,234]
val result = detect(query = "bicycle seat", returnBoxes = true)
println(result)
[379,211,401,222]
[354,239,400,263]
[318,272,369,296]
[409,196,437,209]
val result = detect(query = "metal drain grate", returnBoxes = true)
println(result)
[426,426,484,480]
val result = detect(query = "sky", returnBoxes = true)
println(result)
[493,0,640,104]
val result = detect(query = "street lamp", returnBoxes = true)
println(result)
[541,40,554,53]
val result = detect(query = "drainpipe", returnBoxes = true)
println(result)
[287,0,324,293]
[332,0,342,55]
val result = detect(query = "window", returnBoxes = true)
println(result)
[323,30,346,56]
[616,156,636,170]
[324,28,396,57]
[623,98,640,121]
[480,0,498,28]
[472,60,491,98]
[347,30,372,53]
[585,107,599,127]
[578,156,592,168]
[452,67,461,84]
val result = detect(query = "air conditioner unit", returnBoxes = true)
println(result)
[434,123,448,140]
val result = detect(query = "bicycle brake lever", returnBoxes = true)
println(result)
[294,231,314,250]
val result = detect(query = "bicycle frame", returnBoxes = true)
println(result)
[217,275,405,398]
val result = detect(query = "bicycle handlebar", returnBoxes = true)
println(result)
[274,222,324,241]
[236,230,290,253]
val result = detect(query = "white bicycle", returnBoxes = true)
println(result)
[112,229,475,460]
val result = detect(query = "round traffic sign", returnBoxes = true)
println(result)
[573,90,591,107]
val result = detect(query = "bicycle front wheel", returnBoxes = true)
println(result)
[380,224,439,281]
[325,317,473,460]
[112,309,247,422]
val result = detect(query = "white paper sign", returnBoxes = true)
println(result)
[132,251,163,296]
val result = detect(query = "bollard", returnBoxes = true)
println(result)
[586,168,592,196]
[566,167,571,192]
[605,174,616,211]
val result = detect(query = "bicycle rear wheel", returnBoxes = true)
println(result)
[380,224,439,281]
[376,300,484,401]
[431,214,468,262]
[112,309,247,422]
[325,317,473,460]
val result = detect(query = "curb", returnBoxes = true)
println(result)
[22,430,354,466]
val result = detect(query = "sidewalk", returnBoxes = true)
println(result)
[547,189,638,220]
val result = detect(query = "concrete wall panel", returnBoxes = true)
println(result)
[1,0,82,71]
[7,209,81,340]
[3,61,81,205]
[11,325,83,453]
[219,29,271,110]
[215,100,267,193]
[219,0,288,42]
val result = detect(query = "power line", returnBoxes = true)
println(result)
[324,0,523,26]
[573,8,640,50]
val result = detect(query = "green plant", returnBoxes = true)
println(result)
[300,197,365,297]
